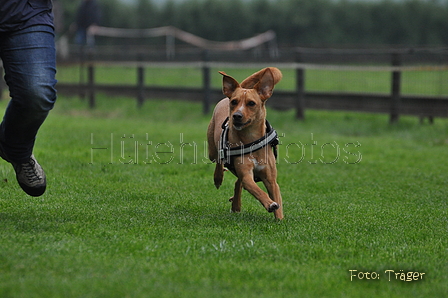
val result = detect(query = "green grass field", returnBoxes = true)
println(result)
[0,94,447,297]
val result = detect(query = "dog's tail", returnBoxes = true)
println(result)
[240,67,282,89]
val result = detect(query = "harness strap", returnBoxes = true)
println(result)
[218,117,279,165]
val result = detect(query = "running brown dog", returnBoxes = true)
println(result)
[207,67,284,220]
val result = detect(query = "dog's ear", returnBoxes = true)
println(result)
[241,67,282,89]
[254,68,275,101]
[219,71,240,98]
[240,75,259,89]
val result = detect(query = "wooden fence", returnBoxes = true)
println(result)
[55,56,448,123]
[2,48,443,123]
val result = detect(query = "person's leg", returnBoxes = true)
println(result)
[0,25,57,163]
[0,25,57,196]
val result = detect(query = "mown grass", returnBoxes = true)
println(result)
[56,65,448,96]
[0,95,447,297]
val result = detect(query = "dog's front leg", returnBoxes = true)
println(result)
[264,180,284,220]
[230,178,243,213]
[240,175,279,213]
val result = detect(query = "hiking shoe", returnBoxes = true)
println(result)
[13,155,47,197]
[0,149,46,197]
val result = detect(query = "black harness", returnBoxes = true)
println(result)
[218,117,279,181]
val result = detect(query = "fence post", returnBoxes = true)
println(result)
[79,47,86,100]
[0,66,3,100]
[202,50,211,114]
[88,63,95,108]
[295,52,306,120]
[390,52,401,123]
[137,65,145,108]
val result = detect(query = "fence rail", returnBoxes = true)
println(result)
[56,82,448,117]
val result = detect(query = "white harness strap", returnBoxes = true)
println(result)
[218,117,279,166]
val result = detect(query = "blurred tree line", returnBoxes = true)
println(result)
[57,0,448,47]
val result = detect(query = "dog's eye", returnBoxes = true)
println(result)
[247,101,256,107]
[230,99,238,105]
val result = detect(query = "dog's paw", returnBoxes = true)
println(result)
[267,202,280,213]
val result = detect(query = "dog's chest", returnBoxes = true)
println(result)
[249,158,266,172]
[225,154,269,183]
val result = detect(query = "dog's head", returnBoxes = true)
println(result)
[219,67,282,131]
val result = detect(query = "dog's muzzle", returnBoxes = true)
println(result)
[232,112,251,130]
[233,120,251,130]
[233,111,243,122]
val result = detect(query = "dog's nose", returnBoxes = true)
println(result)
[233,111,243,122]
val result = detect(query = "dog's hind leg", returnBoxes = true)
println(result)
[213,163,225,189]
[230,178,243,213]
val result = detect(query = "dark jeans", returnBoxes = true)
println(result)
[0,25,57,163]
